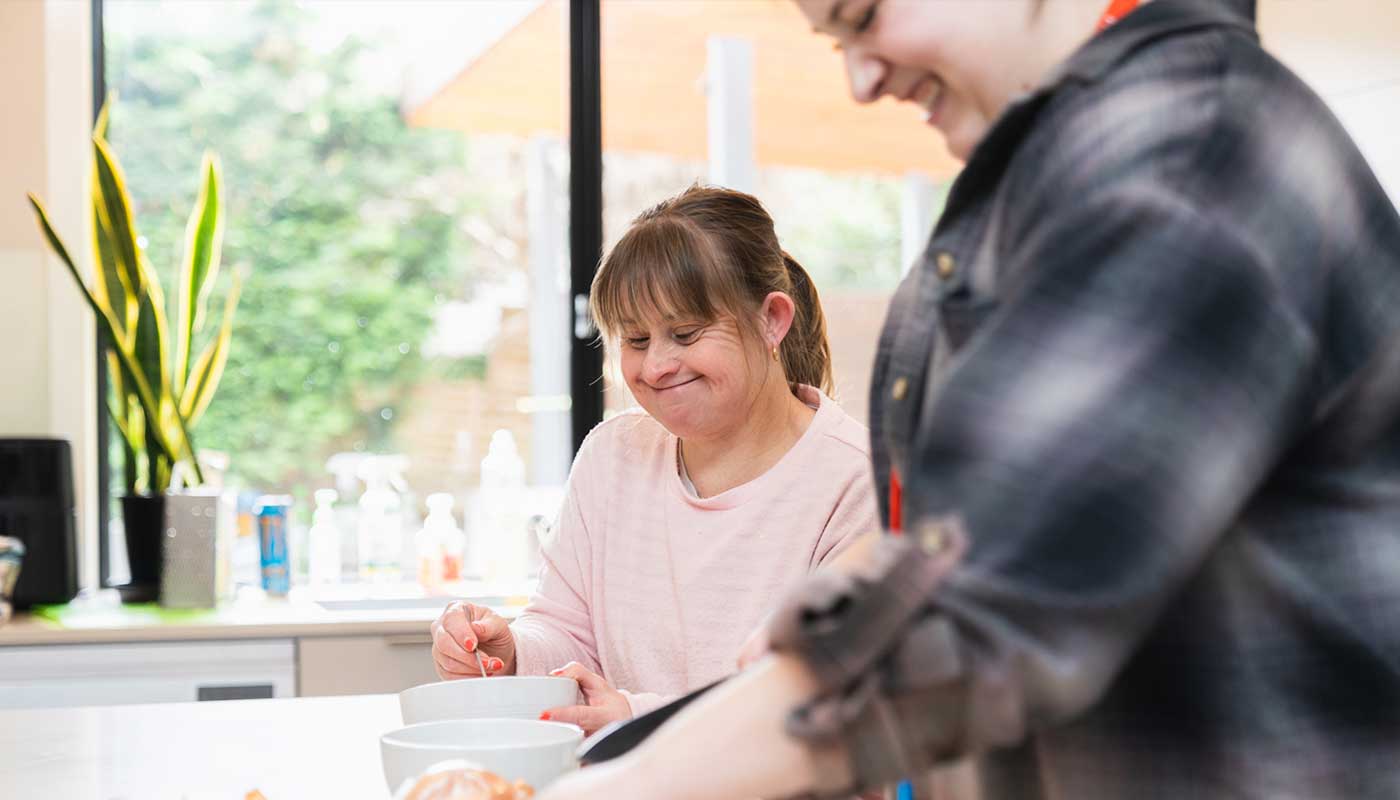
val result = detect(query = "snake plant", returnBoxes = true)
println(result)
[26,103,241,494]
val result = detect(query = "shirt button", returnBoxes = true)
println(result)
[935,252,956,279]
[917,521,947,554]
[891,376,909,401]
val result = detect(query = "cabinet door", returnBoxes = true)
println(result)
[0,640,296,709]
[297,634,439,697]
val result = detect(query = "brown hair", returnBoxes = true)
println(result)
[590,185,834,396]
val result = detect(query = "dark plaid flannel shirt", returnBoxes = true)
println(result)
[770,2,1400,798]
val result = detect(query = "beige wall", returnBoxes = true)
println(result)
[1261,0,1400,203]
[0,0,97,589]
[0,0,52,433]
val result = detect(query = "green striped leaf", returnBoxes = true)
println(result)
[132,255,172,420]
[181,269,241,429]
[92,136,145,314]
[90,196,134,344]
[175,153,224,395]
[27,193,181,468]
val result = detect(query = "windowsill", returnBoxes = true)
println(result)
[0,580,531,647]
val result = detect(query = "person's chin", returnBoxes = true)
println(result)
[653,412,705,441]
[937,110,985,162]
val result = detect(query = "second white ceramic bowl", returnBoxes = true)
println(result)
[380,718,583,793]
[399,675,580,725]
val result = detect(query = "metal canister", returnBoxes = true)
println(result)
[255,495,293,596]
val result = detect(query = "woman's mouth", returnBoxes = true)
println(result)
[653,377,700,393]
[912,78,946,126]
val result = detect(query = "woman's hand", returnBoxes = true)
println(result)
[430,600,516,680]
[539,662,633,735]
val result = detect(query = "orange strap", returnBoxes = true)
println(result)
[889,470,903,535]
[1097,0,1142,32]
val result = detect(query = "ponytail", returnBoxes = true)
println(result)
[779,251,835,397]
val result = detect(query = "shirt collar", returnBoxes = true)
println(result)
[1051,0,1258,88]
[938,1,1258,235]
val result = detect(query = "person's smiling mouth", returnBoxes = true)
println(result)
[653,376,701,393]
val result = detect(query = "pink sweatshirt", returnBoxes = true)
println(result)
[511,385,879,717]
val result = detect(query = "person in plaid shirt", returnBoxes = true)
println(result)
[539,1,1400,798]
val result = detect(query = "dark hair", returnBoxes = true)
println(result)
[590,184,834,396]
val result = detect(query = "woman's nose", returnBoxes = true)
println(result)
[844,48,888,104]
[640,343,679,384]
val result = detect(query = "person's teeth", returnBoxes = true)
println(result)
[921,84,942,121]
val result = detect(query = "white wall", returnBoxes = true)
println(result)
[0,0,98,589]
[1261,0,1400,205]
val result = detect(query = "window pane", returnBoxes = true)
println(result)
[103,0,571,586]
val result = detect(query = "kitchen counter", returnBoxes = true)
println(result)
[0,693,405,799]
[0,585,528,647]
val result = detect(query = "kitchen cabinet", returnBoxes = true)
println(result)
[0,594,504,707]
[297,632,439,697]
[0,639,296,710]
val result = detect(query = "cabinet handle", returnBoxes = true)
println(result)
[383,634,434,646]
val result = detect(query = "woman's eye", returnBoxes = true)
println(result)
[624,337,649,350]
[853,2,878,34]
[673,329,701,344]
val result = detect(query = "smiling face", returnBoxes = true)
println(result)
[591,186,823,443]
[616,313,772,441]
[796,0,1092,159]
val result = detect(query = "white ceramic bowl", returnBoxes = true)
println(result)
[380,718,583,793]
[399,676,580,725]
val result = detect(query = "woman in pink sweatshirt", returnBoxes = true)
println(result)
[429,185,879,733]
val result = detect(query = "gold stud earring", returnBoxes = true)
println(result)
[771,346,780,362]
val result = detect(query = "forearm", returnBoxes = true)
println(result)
[622,654,841,800]
[616,690,674,719]
[510,612,599,676]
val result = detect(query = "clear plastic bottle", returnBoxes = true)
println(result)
[325,453,363,580]
[307,489,343,587]
[478,430,528,587]
[356,456,406,584]
[416,493,465,593]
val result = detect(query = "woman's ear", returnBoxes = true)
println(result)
[760,291,797,349]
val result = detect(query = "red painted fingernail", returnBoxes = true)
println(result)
[491,659,504,671]
[465,639,476,652]
[539,712,552,721]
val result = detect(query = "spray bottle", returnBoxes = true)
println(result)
[307,489,343,586]
[325,453,363,580]
[416,493,465,593]
[356,455,407,583]
[478,430,528,586]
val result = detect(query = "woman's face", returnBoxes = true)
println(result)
[618,314,770,442]
[796,0,1064,160]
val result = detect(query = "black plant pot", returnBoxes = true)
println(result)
[119,494,165,603]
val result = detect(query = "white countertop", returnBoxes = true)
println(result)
[0,584,527,647]
[0,694,405,799]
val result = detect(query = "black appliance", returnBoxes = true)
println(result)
[0,438,79,608]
